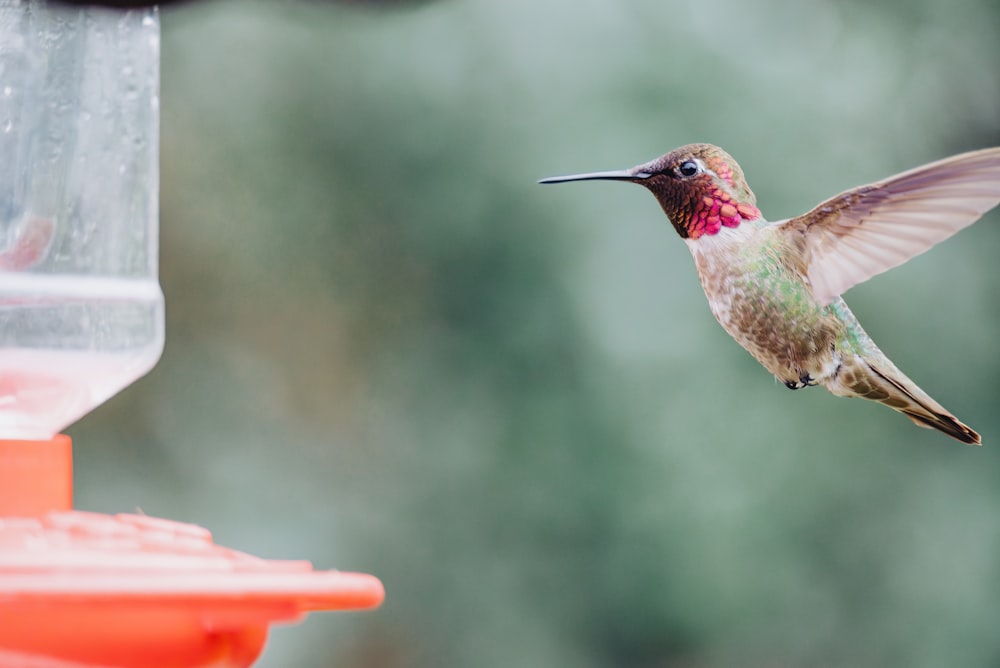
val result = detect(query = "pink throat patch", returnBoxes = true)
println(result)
[688,187,759,239]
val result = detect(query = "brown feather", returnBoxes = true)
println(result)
[780,147,1000,305]
[865,361,981,445]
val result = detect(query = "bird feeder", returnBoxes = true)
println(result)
[0,3,383,666]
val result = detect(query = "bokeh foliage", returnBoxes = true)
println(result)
[72,1,1000,666]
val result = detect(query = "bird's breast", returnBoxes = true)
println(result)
[687,229,842,379]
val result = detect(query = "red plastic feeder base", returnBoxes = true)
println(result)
[0,437,384,668]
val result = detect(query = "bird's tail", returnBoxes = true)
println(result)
[832,356,981,445]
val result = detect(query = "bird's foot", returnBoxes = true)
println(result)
[783,373,817,390]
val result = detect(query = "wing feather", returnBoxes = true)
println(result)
[779,147,1000,305]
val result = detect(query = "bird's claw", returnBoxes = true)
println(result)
[783,373,816,390]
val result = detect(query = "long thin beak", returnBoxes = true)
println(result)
[538,169,652,184]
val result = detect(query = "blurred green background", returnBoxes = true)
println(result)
[71,0,1000,666]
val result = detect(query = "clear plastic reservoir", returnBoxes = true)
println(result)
[0,3,163,438]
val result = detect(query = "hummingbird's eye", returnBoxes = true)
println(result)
[677,160,700,178]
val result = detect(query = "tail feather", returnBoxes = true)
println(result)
[865,361,981,445]
[900,409,981,445]
[829,356,981,445]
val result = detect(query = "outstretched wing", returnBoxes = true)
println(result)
[778,147,1000,306]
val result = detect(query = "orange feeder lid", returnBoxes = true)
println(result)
[0,437,384,668]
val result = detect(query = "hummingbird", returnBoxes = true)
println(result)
[540,144,1000,445]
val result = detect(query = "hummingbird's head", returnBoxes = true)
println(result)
[540,143,761,240]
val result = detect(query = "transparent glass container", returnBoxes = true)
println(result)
[0,2,163,438]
